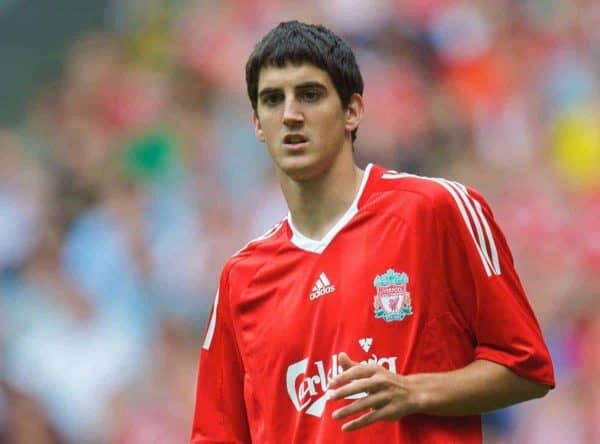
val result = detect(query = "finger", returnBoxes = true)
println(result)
[341,403,397,432]
[329,363,376,389]
[332,391,390,420]
[329,376,384,400]
[338,352,358,370]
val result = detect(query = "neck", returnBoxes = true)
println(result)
[279,154,365,241]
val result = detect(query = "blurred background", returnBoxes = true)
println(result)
[0,0,599,442]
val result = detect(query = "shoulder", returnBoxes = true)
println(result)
[365,166,490,221]
[220,219,288,286]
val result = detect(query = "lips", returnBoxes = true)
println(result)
[283,134,308,144]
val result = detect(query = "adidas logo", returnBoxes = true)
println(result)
[359,337,373,352]
[309,272,336,300]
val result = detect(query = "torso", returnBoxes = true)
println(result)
[225,164,481,443]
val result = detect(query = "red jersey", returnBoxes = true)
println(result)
[191,164,555,444]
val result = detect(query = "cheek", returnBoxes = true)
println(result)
[263,119,281,141]
[321,114,346,141]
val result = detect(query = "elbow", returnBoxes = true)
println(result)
[538,385,551,398]
[529,382,551,400]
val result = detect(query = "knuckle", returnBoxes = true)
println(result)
[372,374,387,388]
[382,392,394,404]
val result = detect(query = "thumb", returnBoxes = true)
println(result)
[338,352,358,371]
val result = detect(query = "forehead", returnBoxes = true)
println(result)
[257,62,334,90]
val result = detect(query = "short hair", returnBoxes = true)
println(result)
[245,20,364,142]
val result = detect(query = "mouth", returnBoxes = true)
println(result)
[282,134,309,150]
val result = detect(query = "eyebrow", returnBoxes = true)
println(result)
[258,81,327,98]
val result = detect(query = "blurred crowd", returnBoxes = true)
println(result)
[1,0,599,442]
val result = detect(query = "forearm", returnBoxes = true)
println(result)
[407,359,551,416]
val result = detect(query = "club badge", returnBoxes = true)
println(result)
[373,269,413,322]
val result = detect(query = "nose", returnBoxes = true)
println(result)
[283,97,304,128]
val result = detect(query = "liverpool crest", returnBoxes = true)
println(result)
[373,269,413,322]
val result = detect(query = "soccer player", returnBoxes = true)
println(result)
[190,21,554,443]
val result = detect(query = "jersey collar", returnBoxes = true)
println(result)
[287,163,374,254]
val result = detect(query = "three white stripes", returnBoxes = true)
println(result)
[313,272,331,291]
[453,181,500,275]
[382,171,501,277]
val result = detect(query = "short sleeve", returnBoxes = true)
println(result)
[190,263,252,443]
[436,180,555,388]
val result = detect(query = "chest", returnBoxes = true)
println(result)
[233,212,448,373]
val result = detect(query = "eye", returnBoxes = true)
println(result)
[262,93,283,107]
[301,89,322,102]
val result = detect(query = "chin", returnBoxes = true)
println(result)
[277,156,323,181]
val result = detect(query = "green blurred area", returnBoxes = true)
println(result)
[0,0,107,125]
[121,129,180,181]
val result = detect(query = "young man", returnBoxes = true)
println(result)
[191,21,554,443]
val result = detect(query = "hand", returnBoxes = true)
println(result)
[328,352,420,432]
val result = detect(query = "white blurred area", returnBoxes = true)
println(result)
[1,0,599,442]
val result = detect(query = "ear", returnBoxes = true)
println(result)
[252,111,266,142]
[345,93,364,136]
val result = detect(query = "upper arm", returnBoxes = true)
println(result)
[435,181,555,388]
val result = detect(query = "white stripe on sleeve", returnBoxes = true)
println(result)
[445,180,497,275]
[454,182,501,275]
[202,289,220,351]
[429,179,494,277]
